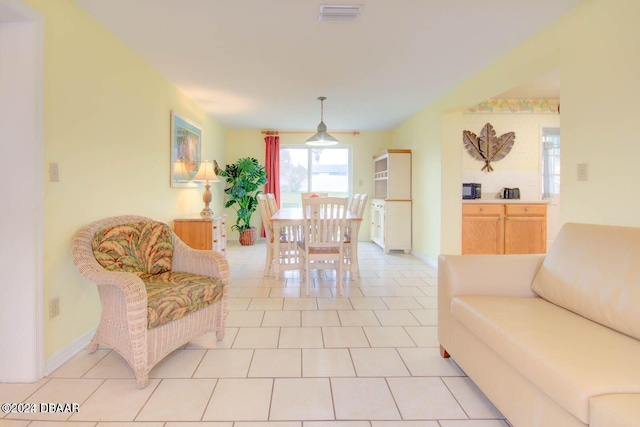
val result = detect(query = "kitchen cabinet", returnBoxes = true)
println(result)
[174,215,227,255]
[371,149,412,253]
[462,203,546,254]
[504,204,547,254]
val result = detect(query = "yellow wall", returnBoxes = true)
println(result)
[224,130,391,240]
[393,0,640,260]
[24,0,227,358]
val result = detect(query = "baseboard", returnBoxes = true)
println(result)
[409,249,438,269]
[45,327,96,376]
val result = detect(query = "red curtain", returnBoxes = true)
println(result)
[263,134,280,237]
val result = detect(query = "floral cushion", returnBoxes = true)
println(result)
[143,271,224,328]
[92,221,174,276]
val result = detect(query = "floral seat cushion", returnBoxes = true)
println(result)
[92,221,173,276]
[92,221,223,328]
[143,271,224,329]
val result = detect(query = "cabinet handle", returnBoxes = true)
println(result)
[479,208,484,212]
[525,208,529,212]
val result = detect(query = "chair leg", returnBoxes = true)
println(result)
[264,244,273,276]
[337,256,343,296]
[305,258,311,296]
[135,373,149,389]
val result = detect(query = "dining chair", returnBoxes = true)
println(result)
[298,196,349,296]
[344,193,368,279]
[348,193,362,214]
[265,193,278,216]
[301,192,328,200]
[258,194,275,276]
[258,194,300,276]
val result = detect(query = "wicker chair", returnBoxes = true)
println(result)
[72,215,229,388]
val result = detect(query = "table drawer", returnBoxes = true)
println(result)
[462,204,504,216]
[505,204,546,216]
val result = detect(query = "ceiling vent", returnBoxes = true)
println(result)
[318,5,363,22]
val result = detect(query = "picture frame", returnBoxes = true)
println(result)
[170,110,202,188]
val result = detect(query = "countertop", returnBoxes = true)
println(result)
[462,199,549,204]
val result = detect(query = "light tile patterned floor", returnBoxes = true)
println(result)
[0,241,511,427]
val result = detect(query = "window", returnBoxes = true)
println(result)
[279,146,351,207]
[541,127,560,199]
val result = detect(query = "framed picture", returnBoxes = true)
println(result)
[170,110,202,188]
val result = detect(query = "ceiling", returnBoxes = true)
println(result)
[75,0,578,132]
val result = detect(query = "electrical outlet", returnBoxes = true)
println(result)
[49,297,60,318]
[49,162,60,182]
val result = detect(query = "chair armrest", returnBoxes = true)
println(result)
[438,254,545,354]
[171,236,230,286]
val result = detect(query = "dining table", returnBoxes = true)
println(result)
[269,207,363,277]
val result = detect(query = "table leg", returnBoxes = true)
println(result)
[349,220,361,280]
[273,221,281,276]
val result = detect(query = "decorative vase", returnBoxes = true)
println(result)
[239,227,257,246]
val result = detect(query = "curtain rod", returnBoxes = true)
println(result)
[261,130,360,136]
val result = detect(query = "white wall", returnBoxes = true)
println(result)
[0,4,44,382]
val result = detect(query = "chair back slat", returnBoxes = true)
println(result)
[265,193,278,216]
[302,197,348,248]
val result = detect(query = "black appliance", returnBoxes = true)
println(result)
[462,183,482,199]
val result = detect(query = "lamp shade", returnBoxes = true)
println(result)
[305,96,339,146]
[193,160,220,183]
[306,121,339,146]
[172,159,191,182]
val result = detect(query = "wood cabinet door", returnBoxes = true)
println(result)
[174,220,213,250]
[504,216,546,254]
[462,216,504,254]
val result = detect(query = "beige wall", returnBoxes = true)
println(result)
[393,0,640,260]
[24,0,227,358]
[224,129,391,240]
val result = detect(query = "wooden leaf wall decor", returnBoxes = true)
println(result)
[462,122,515,172]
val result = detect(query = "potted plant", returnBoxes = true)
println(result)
[215,157,267,246]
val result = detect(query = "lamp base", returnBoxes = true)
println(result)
[200,207,214,218]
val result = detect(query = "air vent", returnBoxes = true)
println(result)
[318,5,362,22]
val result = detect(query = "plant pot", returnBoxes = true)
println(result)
[239,227,257,246]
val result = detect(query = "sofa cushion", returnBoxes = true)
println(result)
[92,221,174,276]
[143,271,224,329]
[590,394,640,427]
[531,223,640,340]
[451,295,640,424]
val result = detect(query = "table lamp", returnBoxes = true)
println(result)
[192,160,220,218]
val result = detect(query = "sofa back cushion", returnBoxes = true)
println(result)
[92,221,174,276]
[531,223,640,340]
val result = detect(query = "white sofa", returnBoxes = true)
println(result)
[438,223,640,427]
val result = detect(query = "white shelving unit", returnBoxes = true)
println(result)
[370,149,412,253]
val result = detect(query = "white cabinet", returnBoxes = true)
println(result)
[371,149,412,253]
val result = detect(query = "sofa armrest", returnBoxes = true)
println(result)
[590,394,640,427]
[438,254,545,356]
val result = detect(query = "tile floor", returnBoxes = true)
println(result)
[0,241,511,427]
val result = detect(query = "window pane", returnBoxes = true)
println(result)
[541,127,561,198]
[279,146,351,207]
[310,148,349,197]
[280,148,309,208]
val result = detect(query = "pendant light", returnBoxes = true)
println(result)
[305,96,339,146]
